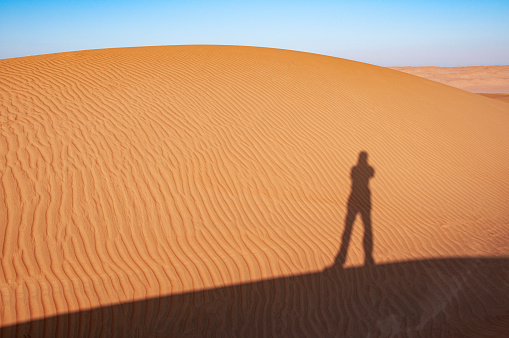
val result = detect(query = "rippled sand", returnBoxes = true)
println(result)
[1,46,508,336]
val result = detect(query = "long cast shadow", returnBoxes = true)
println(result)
[2,257,509,337]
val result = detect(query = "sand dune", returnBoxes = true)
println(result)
[1,45,509,336]
[390,65,509,94]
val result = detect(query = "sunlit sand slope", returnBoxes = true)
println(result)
[1,46,508,335]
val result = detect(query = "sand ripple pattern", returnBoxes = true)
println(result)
[1,46,509,335]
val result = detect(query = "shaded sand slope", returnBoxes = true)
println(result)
[390,65,509,93]
[3,258,509,337]
[480,93,509,104]
[1,46,509,335]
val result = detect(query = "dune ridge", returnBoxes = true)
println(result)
[1,45,509,335]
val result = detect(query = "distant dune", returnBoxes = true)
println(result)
[1,46,508,337]
[479,93,509,104]
[391,65,509,95]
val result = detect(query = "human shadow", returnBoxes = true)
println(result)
[336,151,375,267]
[2,257,509,337]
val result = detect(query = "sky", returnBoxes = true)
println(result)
[1,0,508,66]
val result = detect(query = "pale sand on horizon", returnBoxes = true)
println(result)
[391,65,509,95]
[1,46,508,336]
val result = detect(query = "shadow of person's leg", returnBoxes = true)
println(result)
[335,205,357,266]
[361,209,374,265]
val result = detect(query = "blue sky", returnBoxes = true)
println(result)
[1,0,508,66]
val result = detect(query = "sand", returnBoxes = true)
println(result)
[1,46,508,337]
[479,93,509,104]
[391,65,509,94]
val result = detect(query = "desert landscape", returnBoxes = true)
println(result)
[391,65,509,103]
[1,45,508,336]
[390,65,509,93]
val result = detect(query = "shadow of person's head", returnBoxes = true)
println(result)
[357,151,368,165]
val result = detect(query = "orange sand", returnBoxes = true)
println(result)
[1,46,509,336]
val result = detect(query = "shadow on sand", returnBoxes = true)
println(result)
[2,152,509,336]
[337,151,375,267]
[2,257,509,337]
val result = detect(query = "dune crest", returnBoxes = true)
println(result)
[1,46,508,335]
